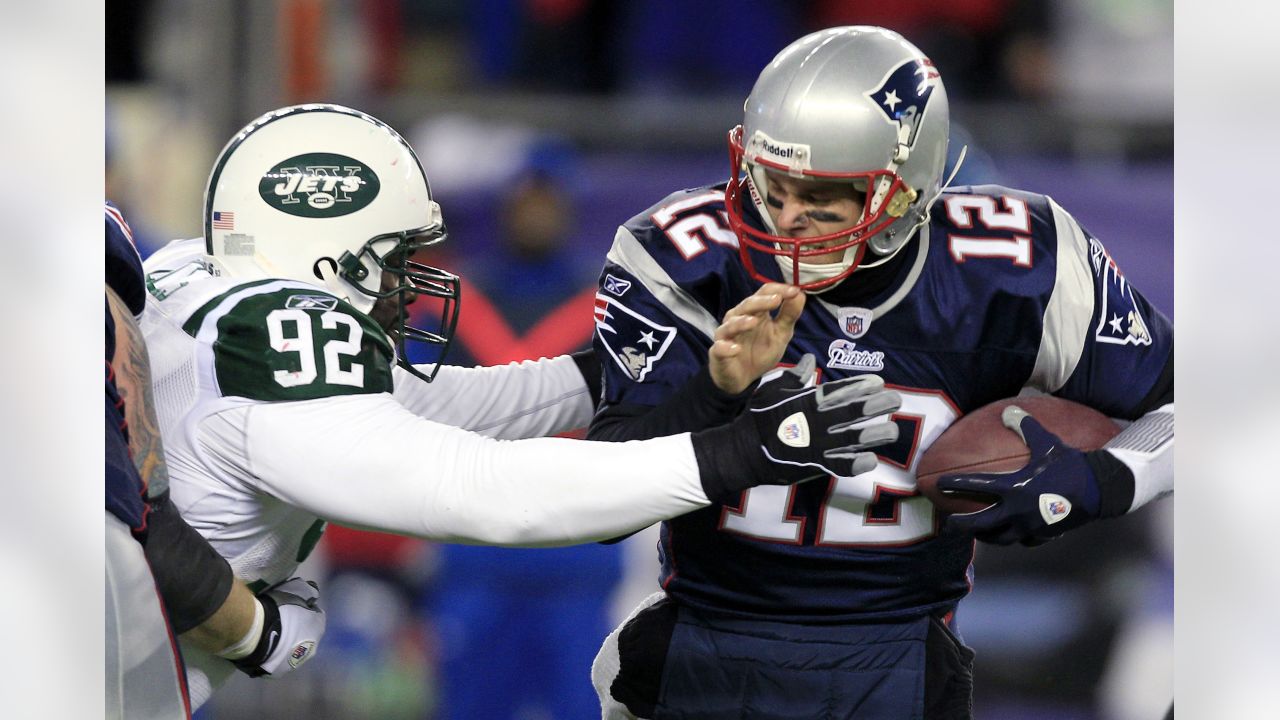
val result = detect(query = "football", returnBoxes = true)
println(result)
[915,396,1122,515]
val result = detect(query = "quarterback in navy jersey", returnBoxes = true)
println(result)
[590,27,1173,720]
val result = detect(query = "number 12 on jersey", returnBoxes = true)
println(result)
[719,389,958,546]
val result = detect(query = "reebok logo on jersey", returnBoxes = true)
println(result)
[827,339,885,372]
[1039,494,1072,525]
[259,153,381,218]
[286,294,340,311]
[289,640,316,669]
[603,274,632,297]
[777,412,810,448]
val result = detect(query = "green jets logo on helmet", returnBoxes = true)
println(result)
[259,152,381,218]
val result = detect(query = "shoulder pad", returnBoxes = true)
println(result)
[616,183,748,290]
[930,185,1062,276]
[183,280,395,401]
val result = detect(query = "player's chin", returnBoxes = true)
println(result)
[369,312,398,338]
[801,251,845,266]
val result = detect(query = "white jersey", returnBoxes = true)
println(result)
[141,238,712,707]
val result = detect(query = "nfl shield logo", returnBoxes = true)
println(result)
[838,307,873,339]
[1038,493,1073,525]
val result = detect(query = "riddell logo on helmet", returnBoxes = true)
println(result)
[762,141,794,159]
[259,152,381,219]
[748,131,811,171]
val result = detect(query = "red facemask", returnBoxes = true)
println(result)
[724,125,914,291]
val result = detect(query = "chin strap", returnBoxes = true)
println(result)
[315,255,377,315]
[938,144,968,197]
[859,144,969,273]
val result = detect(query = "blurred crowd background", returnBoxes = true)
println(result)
[105,1,1173,719]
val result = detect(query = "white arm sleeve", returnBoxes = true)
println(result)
[219,393,707,546]
[1103,402,1174,512]
[392,356,593,439]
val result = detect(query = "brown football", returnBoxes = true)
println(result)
[915,396,1122,515]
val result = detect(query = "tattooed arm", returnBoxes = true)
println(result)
[106,286,259,654]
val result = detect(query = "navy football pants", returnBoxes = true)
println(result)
[594,592,974,720]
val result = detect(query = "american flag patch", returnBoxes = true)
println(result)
[212,211,235,230]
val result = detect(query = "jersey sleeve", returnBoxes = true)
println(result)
[215,393,711,546]
[1027,199,1174,419]
[182,282,396,402]
[105,202,146,317]
[391,355,594,439]
[593,190,740,410]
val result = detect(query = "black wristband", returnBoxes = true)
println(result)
[1085,449,1135,519]
[588,365,754,443]
[690,421,763,503]
[569,348,603,406]
[232,593,282,678]
[141,491,235,634]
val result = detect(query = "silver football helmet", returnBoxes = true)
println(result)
[725,26,950,290]
[204,103,459,381]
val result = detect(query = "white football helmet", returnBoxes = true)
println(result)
[204,103,459,380]
[725,26,951,290]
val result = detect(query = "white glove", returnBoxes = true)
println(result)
[233,578,326,678]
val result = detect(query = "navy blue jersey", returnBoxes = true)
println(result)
[591,183,1173,622]
[106,302,148,533]
[105,201,149,533]
[106,201,146,316]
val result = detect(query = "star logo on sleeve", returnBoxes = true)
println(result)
[594,294,678,381]
[1089,238,1153,347]
[1108,314,1124,334]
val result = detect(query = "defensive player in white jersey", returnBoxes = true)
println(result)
[138,103,904,708]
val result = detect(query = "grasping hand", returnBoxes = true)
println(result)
[709,283,805,394]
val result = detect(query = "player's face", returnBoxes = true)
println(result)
[368,273,401,336]
[367,250,414,337]
[763,172,865,264]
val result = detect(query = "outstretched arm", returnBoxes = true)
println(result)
[213,356,897,545]
[392,353,596,439]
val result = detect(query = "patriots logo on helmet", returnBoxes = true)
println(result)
[866,58,940,150]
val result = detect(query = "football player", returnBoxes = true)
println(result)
[137,104,902,708]
[588,26,1173,719]
[107,202,325,719]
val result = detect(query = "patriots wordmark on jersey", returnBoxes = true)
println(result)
[593,182,1173,621]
